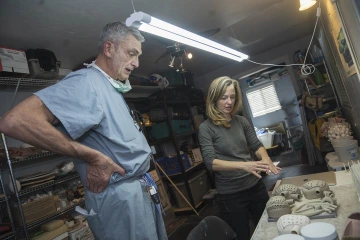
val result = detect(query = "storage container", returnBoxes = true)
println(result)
[257,131,275,148]
[156,153,191,176]
[333,140,358,163]
[149,120,191,140]
[11,195,56,225]
[169,170,210,208]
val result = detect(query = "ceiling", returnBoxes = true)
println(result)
[0,0,317,78]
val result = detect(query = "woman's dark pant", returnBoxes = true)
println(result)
[217,180,269,240]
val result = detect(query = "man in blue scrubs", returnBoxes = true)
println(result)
[0,22,167,240]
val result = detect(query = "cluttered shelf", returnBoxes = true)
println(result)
[9,152,57,164]
[17,200,85,231]
[0,77,58,90]
[149,131,196,145]
[8,173,80,198]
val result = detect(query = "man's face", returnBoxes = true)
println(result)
[112,34,142,81]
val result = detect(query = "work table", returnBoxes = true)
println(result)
[251,170,359,240]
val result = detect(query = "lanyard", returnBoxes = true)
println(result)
[141,173,165,215]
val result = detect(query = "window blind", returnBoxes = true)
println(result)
[246,84,281,117]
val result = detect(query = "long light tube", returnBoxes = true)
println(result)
[126,12,249,62]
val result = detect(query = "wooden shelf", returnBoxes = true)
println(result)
[173,200,204,213]
[163,161,204,178]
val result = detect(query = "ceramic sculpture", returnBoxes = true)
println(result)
[266,196,292,219]
[276,214,310,235]
[275,184,301,201]
[292,201,337,217]
[302,180,330,200]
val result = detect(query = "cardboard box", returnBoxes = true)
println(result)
[0,47,29,74]
[148,169,160,182]
[11,196,56,225]
[191,148,203,162]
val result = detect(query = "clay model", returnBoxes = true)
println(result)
[266,196,292,219]
[276,214,310,235]
[292,201,337,217]
[302,180,330,200]
[275,184,301,201]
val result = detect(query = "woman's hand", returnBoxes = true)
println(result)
[241,161,270,178]
[261,157,282,175]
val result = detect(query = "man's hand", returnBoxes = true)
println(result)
[241,161,269,178]
[261,158,282,175]
[86,154,126,193]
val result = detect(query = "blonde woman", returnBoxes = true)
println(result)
[198,76,281,240]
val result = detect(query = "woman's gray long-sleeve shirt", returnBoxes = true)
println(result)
[198,115,263,194]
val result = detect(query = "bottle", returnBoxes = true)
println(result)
[313,69,324,85]
[311,45,324,63]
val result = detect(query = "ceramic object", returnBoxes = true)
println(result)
[300,222,338,240]
[341,212,360,239]
[277,214,310,235]
[321,191,337,205]
[275,184,301,201]
[266,196,291,219]
[292,201,337,217]
[8,179,21,193]
[302,180,330,200]
[267,196,295,206]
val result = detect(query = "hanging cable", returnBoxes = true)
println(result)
[242,1,321,76]
[130,0,136,13]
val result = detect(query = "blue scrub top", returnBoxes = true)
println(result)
[35,67,151,185]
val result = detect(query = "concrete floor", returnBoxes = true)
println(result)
[166,150,329,240]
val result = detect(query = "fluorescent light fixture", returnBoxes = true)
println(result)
[126,12,249,62]
[299,0,316,11]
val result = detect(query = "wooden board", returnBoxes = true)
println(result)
[280,171,337,186]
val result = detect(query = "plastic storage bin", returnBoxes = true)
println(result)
[156,153,191,176]
[257,131,275,148]
[169,170,210,208]
[333,139,358,163]
[149,120,191,140]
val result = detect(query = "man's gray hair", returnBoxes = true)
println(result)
[98,22,145,54]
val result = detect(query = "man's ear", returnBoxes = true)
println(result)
[103,41,114,58]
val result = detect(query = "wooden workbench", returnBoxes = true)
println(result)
[251,171,359,240]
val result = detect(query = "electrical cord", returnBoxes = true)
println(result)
[243,2,322,76]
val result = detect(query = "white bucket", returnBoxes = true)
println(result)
[333,140,358,163]
[258,131,275,148]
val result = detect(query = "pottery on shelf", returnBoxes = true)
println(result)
[275,184,301,201]
[302,180,330,200]
[277,214,310,235]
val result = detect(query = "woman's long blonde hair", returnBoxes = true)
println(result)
[206,76,242,128]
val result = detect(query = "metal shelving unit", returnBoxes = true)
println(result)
[9,173,79,198]
[0,77,83,239]
[17,200,85,231]
[0,232,14,240]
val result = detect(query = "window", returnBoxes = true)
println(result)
[246,83,281,117]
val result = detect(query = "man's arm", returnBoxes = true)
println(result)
[0,95,125,192]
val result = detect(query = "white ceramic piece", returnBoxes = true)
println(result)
[276,214,310,235]
[275,184,301,201]
[300,222,338,240]
[302,180,330,200]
